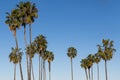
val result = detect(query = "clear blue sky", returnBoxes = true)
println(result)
[0,0,120,80]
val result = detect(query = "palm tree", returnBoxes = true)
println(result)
[94,53,101,80]
[98,39,116,80]
[26,2,38,80]
[47,51,54,80]
[87,54,95,80]
[81,59,89,80]
[9,47,19,80]
[5,9,21,49]
[34,35,47,80]
[67,47,77,80]
[86,58,93,80]
[5,9,24,80]
[16,2,29,79]
[26,42,36,80]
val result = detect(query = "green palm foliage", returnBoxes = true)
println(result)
[34,35,47,53]
[67,47,77,80]
[98,39,116,80]
[9,47,19,64]
[81,59,89,80]
[26,43,36,59]
[34,35,47,80]
[47,51,54,80]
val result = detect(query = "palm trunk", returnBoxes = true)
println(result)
[29,58,32,80]
[85,69,88,80]
[88,68,90,80]
[13,30,18,49]
[24,25,29,80]
[19,62,24,80]
[70,58,73,80]
[14,31,17,80]
[91,67,93,80]
[14,64,16,80]
[97,63,99,80]
[24,25,27,47]
[105,60,108,80]
[29,24,32,80]
[29,23,32,45]
[39,55,41,80]
[32,61,35,80]
[43,60,46,80]
[41,58,43,80]
[48,62,51,80]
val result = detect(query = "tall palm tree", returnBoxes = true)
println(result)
[9,47,19,80]
[25,2,38,80]
[81,59,89,80]
[67,47,77,80]
[6,9,24,80]
[26,42,36,80]
[94,53,101,80]
[98,39,116,80]
[5,9,21,49]
[47,51,54,80]
[34,35,47,80]
[87,54,95,80]
[16,2,29,79]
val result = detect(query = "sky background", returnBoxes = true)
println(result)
[0,0,120,80]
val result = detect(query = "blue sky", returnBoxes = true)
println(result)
[0,0,120,80]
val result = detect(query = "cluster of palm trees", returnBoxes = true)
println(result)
[81,39,116,80]
[4,1,116,80]
[5,1,54,80]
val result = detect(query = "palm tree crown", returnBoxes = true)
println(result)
[26,42,36,59]
[47,51,54,63]
[98,39,116,61]
[67,47,77,59]
[34,35,47,55]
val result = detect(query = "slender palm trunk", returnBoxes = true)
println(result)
[91,67,93,80]
[85,69,88,80]
[13,30,18,49]
[14,64,16,80]
[29,58,32,80]
[70,58,73,80]
[105,60,108,80]
[88,68,90,80]
[24,25,29,80]
[39,55,41,80]
[29,24,32,80]
[19,62,24,80]
[43,60,46,80]
[97,63,99,80]
[32,60,35,80]
[48,62,51,80]
[13,31,17,80]
[41,58,43,80]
